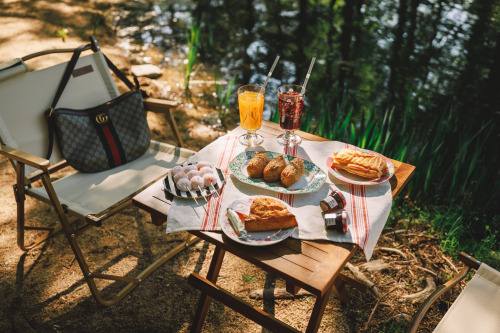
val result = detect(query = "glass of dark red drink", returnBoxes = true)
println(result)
[277,84,305,146]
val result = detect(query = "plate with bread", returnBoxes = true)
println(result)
[221,196,297,246]
[327,148,395,185]
[229,151,326,194]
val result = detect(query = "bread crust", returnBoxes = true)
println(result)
[331,148,388,179]
[244,197,298,232]
[280,157,305,187]
[247,152,270,178]
[263,155,287,182]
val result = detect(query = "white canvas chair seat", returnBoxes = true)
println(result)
[28,141,192,217]
[433,263,500,333]
[408,253,500,333]
[0,38,198,306]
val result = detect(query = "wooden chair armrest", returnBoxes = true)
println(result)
[407,266,472,333]
[143,98,179,113]
[143,98,184,148]
[0,144,49,171]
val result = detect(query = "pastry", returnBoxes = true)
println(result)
[263,155,287,182]
[243,197,298,232]
[330,148,388,179]
[246,152,270,178]
[280,157,305,187]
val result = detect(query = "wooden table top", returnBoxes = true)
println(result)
[132,120,415,297]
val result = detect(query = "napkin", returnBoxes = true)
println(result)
[166,134,392,261]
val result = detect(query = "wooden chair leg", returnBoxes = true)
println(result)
[191,246,226,333]
[37,173,199,306]
[15,163,60,251]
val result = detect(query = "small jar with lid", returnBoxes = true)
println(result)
[320,190,346,213]
[324,210,348,233]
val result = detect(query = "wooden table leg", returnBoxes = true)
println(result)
[305,290,331,333]
[191,246,226,333]
[332,275,352,304]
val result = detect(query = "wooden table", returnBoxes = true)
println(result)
[132,120,415,333]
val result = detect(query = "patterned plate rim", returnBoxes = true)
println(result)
[229,151,326,194]
[326,148,395,185]
[164,162,225,198]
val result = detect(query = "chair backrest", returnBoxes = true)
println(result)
[434,263,500,333]
[0,50,119,174]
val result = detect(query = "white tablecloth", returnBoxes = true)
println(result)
[166,133,392,260]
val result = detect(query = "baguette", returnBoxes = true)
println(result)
[331,148,388,179]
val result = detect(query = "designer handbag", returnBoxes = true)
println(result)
[45,44,151,173]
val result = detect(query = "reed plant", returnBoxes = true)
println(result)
[184,16,201,92]
[214,70,236,120]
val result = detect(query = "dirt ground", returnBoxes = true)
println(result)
[0,1,465,332]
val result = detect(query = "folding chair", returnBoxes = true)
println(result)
[408,252,500,333]
[0,37,198,306]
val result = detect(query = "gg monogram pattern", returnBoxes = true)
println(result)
[53,90,150,173]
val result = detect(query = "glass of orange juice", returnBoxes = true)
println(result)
[237,84,265,146]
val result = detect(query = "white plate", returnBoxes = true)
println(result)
[326,148,395,185]
[220,196,296,246]
[164,163,225,198]
[229,151,326,194]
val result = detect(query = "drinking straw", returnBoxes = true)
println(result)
[301,57,316,94]
[263,55,280,89]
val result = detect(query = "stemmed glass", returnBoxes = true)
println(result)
[277,84,305,146]
[238,84,265,146]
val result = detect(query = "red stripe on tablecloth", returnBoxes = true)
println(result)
[360,184,370,249]
[279,145,298,206]
[200,136,231,230]
[211,137,238,229]
[101,124,122,166]
[200,136,238,230]
[345,143,370,250]
[349,183,360,245]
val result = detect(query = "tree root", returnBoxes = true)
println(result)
[402,277,436,303]
[346,262,381,298]
[375,246,408,260]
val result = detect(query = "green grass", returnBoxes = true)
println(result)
[390,198,499,269]
[242,274,257,282]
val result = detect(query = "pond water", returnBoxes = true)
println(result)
[111,0,497,131]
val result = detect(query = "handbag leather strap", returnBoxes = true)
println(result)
[45,43,143,159]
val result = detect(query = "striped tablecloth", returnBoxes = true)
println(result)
[166,134,392,260]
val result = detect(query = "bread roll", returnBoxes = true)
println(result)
[280,158,305,187]
[244,197,298,232]
[331,148,388,179]
[263,155,287,182]
[246,152,270,178]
